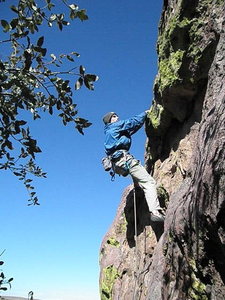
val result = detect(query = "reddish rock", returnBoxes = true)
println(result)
[100,1,225,299]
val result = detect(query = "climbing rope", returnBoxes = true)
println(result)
[132,181,139,300]
[133,182,138,252]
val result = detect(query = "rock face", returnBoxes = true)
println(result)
[99,1,225,299]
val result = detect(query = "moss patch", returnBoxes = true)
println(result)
[148,103,172,136]
[155,0,222,95]
[157,50,185,93]
[157,184,170,208]
[107,237,120,247]
[116,213,127,234]
[100,265,120,300]
[187,18,205,64]
[157,16,191,59]
[188,259,208,300]
[148,103,164,130]
[198,0,223,9]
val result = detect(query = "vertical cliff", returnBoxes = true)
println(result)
[99,1,225,299]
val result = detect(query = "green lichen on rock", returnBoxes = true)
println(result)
[187,18,206,64]
[148,103,163,129]
[100,265,120,300]
[107,237,120,247]
[156,14,189,94]
[188,272,208,300]
[147,103,172,136]
[198,0,224,10]
[187,0,223,64]
[157,184,170,208]
[157,50,185,93]
[148,104,163,129]
[157,16,191,59]
[188,259,208,300]
[116,213,127,234]
[155,0,222,96]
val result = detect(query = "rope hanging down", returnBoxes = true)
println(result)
[132,182,138,300]
[133,183,138,252]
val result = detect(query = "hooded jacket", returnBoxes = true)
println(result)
[104,112,147,158]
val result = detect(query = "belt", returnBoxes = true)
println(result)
[111,150,128,161]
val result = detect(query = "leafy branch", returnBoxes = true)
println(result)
[0,251,13,292]
[0,0,99,204]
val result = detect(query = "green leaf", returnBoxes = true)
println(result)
[56,100,62,110]
[37,36,44,47]
[75,118,92,128]
[58,21,63,31]
[47,3,55,10]
[59,13,65,21]
[49,14,57,21]
[85,74,99,82]
[14,172,22,176]
[1,20,10,32]
[50,53,56,60]
[25,179,32,183]
[46,0,55,10]
[66,55,74,62]
[75,77,83,90]
[79,65,85,75]
[40,48,47,56]
[16,120,27,126]
[49,106,53,115]
[62,21,70,26]
[71,52,80,57]
[10,5,18,13]
[69,4,78,10]
[77,10,88,21]
[70,10,77,20]
[3,114,9,124]
[0,60,5,70]
[10,18,18,29]
[76,125,84,135]
[84,77,94,90]
[22,128,28,139]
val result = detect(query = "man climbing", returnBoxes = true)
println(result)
[103,111,165,223]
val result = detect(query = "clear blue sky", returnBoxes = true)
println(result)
[1,1,163,299]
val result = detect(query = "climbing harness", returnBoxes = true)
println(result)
[110,167,115,181]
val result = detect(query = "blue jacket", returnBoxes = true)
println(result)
[104,112,147,158]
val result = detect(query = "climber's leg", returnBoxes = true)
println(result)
[128,159,161,212]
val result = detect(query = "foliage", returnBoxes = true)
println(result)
[28,291,34,300]
[0,251,13,293]
[0,0,98,204]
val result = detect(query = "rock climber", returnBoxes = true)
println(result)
[103,111,165,223]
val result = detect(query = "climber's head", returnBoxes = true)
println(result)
[103,112,118,124]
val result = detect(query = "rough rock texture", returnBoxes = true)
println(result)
[99,0,225,299]
[99,185,166,300]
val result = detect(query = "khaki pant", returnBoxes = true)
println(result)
[113,153,160,212]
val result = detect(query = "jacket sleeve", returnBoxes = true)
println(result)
[119,112,147,135]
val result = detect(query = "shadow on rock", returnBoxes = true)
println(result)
[124,186,164,247]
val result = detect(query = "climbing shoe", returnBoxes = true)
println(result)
[150,210,165,223]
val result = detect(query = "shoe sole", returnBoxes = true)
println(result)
[150,215,165,223]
